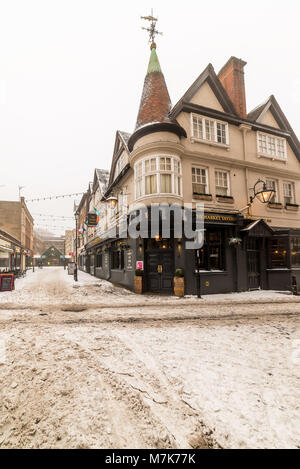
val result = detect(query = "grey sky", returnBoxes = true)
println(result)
[0,0,299,235]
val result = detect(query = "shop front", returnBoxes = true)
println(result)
[183,212,241,296]
[81,209,300,296]
[267,228,300,291]
[0,230,23,273]
[0,239,12,272]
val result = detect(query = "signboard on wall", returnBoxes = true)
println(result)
[104,253,109,269]
[126,249,133,271]
[136,261,143,271]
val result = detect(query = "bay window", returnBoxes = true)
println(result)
[134,155,182,199]
[135,162,143,199]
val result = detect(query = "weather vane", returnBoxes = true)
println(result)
[141,9,163,47]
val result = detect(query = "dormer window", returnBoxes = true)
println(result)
[257,133,287,160]
[191,114,229,146]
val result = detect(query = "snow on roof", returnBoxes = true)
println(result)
[118,131,131,147]
[95,169,110,196]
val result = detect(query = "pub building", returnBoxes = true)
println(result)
[79,28,300,295]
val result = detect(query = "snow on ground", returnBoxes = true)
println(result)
[1,267,299,309]
[0,267,299,449]
[0,267,134,307]
[114,318,300,449]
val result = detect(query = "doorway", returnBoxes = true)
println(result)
[246,238,261,290]
[146,250,174,293]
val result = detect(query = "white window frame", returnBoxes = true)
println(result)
[257,132,287,161]
[283,182,295,205]
[215,170,230,197]
[134,155,182,200]
[191,113,229,146]
[192,166,209,195]
[265,179,279,203]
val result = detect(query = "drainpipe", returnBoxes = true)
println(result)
[239,124,252,217]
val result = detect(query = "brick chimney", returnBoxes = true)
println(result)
[218,57,247,118]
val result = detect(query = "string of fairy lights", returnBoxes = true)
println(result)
[32,213,74,220]
[25,191,84,233]
[26,191,107,235]
[25,192,85,203]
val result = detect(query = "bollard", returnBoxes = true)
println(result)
[74,265,78,282]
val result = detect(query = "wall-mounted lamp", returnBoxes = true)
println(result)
[240,179,276,214]
[107,197,118,208]
[250,179,275,204]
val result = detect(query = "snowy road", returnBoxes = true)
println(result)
[0,267,299,449]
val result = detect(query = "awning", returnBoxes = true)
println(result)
[241,219,274,237]
[0,247,13,253]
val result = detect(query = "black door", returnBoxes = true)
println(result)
[247,238,261,290]
[146,250,174,293]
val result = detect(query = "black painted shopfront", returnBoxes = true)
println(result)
[80,209,300,296]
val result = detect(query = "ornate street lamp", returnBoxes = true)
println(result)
[250,179,275,205]
[106,197,118,208]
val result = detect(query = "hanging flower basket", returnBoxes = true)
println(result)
[229,237,242,247]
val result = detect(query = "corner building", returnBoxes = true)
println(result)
[84,44,300,295]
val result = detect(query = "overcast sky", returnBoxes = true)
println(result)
[0,0,299,235]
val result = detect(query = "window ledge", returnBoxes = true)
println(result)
[267,268,290,271]
[197,270,228,275]
[135,194,183,203]
[267,203,283,210]
[216,196,234,204]
[257,153,287,163]
[285,204,299,211]
[191,137,230,150]
[193,194,213,201]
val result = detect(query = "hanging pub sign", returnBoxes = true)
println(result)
[87,212,98,226]
[0,274,14,292]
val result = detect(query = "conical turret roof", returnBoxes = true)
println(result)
[135,44,173,130]
[128,43,186,151]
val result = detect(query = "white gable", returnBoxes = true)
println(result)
[189,81,225,112]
